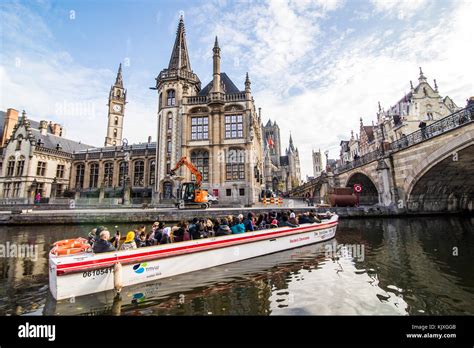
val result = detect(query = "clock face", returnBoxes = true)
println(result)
[113,104,122,112]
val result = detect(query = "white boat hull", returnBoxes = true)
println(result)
[49,215,338,300]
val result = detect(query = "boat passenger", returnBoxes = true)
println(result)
[120,231,137,250]
[160,227,171,244]
[298,213,312,224]
[230,216,245,234]
[270,219,279,228]
[93,230,116,253]
[279,214,298,228]
[307,212,321,223]
[289,213,299,226]
[137,232,147,248]
[243,213,255,232]
[189,218,200,240]
[216,218,232,236]
[153,222,165,244]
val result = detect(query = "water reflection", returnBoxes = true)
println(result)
[0,216,472,315]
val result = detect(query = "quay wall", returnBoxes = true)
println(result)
[0,206,470,225]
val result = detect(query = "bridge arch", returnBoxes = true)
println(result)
[345,172,379,205]
[407,142,474,212]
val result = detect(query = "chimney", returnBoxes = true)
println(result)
[39,120,48,135]
[1,108,19,147]
[148,136,152,144]
[51,123,62,136]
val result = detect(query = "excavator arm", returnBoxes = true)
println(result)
[169,156,203,187]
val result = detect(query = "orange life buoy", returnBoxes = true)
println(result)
[54,237,88,247]
[51,238,90,256]
[54,245,89,255]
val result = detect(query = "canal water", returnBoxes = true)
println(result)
[0,216,472,316]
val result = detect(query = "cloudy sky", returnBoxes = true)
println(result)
[1,0,473,178]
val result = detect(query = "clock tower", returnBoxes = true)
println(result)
[105,63,126,146]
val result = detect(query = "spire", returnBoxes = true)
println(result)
[378,101,381,113]
[289,132,295,151]
[168,16,192,71]
[211,36,221,93]
[115,63,123,87]
[434,79,438,92]
[245,72,251,92]
[418,66,427,83]
[410,80,414,91]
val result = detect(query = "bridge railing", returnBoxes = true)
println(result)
[336,148,382,172]
[389,104,474,151]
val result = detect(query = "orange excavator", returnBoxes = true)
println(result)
[169,156,209,209]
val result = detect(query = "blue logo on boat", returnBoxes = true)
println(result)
[133,262,148,274]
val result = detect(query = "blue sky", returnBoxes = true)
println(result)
[1,0,473,178]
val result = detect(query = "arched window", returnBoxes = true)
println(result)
[167,89,176,106]
[75,164,85,189]
[16,156,25,176]
[89,163,99,188]
[114,117,118,126]
[6,156,15,176]
[226,148,245,180]
[149,160,156,186]
[133,160,145,186]
[103,162,114,188]
[159,92,162,110]
[116,89,121,97]
[191,150,209,182]
[113,129,118,138]
[167,112,173,130]
[119,161,129,186]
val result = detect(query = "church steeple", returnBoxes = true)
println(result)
[115,63,123,87]
[168,15,192,71]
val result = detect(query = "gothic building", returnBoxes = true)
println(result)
[0,109,91,201]
[153,17,264,205]
[261,119,301,193]
[339,68,461,163]
[312,149,323,178]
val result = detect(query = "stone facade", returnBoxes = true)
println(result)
[0,111,92,202]
[312,149,323,178]
[153,18,264,205]
[261,120,302,193]
[340,68,460,162]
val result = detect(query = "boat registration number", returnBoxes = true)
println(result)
[82,267,113,278]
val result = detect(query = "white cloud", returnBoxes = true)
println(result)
[370,0,428,20]
[0,2,156,147]
[188,0,473,178]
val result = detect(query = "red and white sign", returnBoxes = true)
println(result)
[354,184,362,193]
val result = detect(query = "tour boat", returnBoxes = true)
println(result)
[48,214,338,300]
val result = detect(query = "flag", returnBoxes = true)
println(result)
[267,136,274,148]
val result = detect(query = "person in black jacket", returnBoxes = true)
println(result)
[93,230,116,253]
[279,214,298,228]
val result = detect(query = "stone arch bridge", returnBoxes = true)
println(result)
[291,105,474,213]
